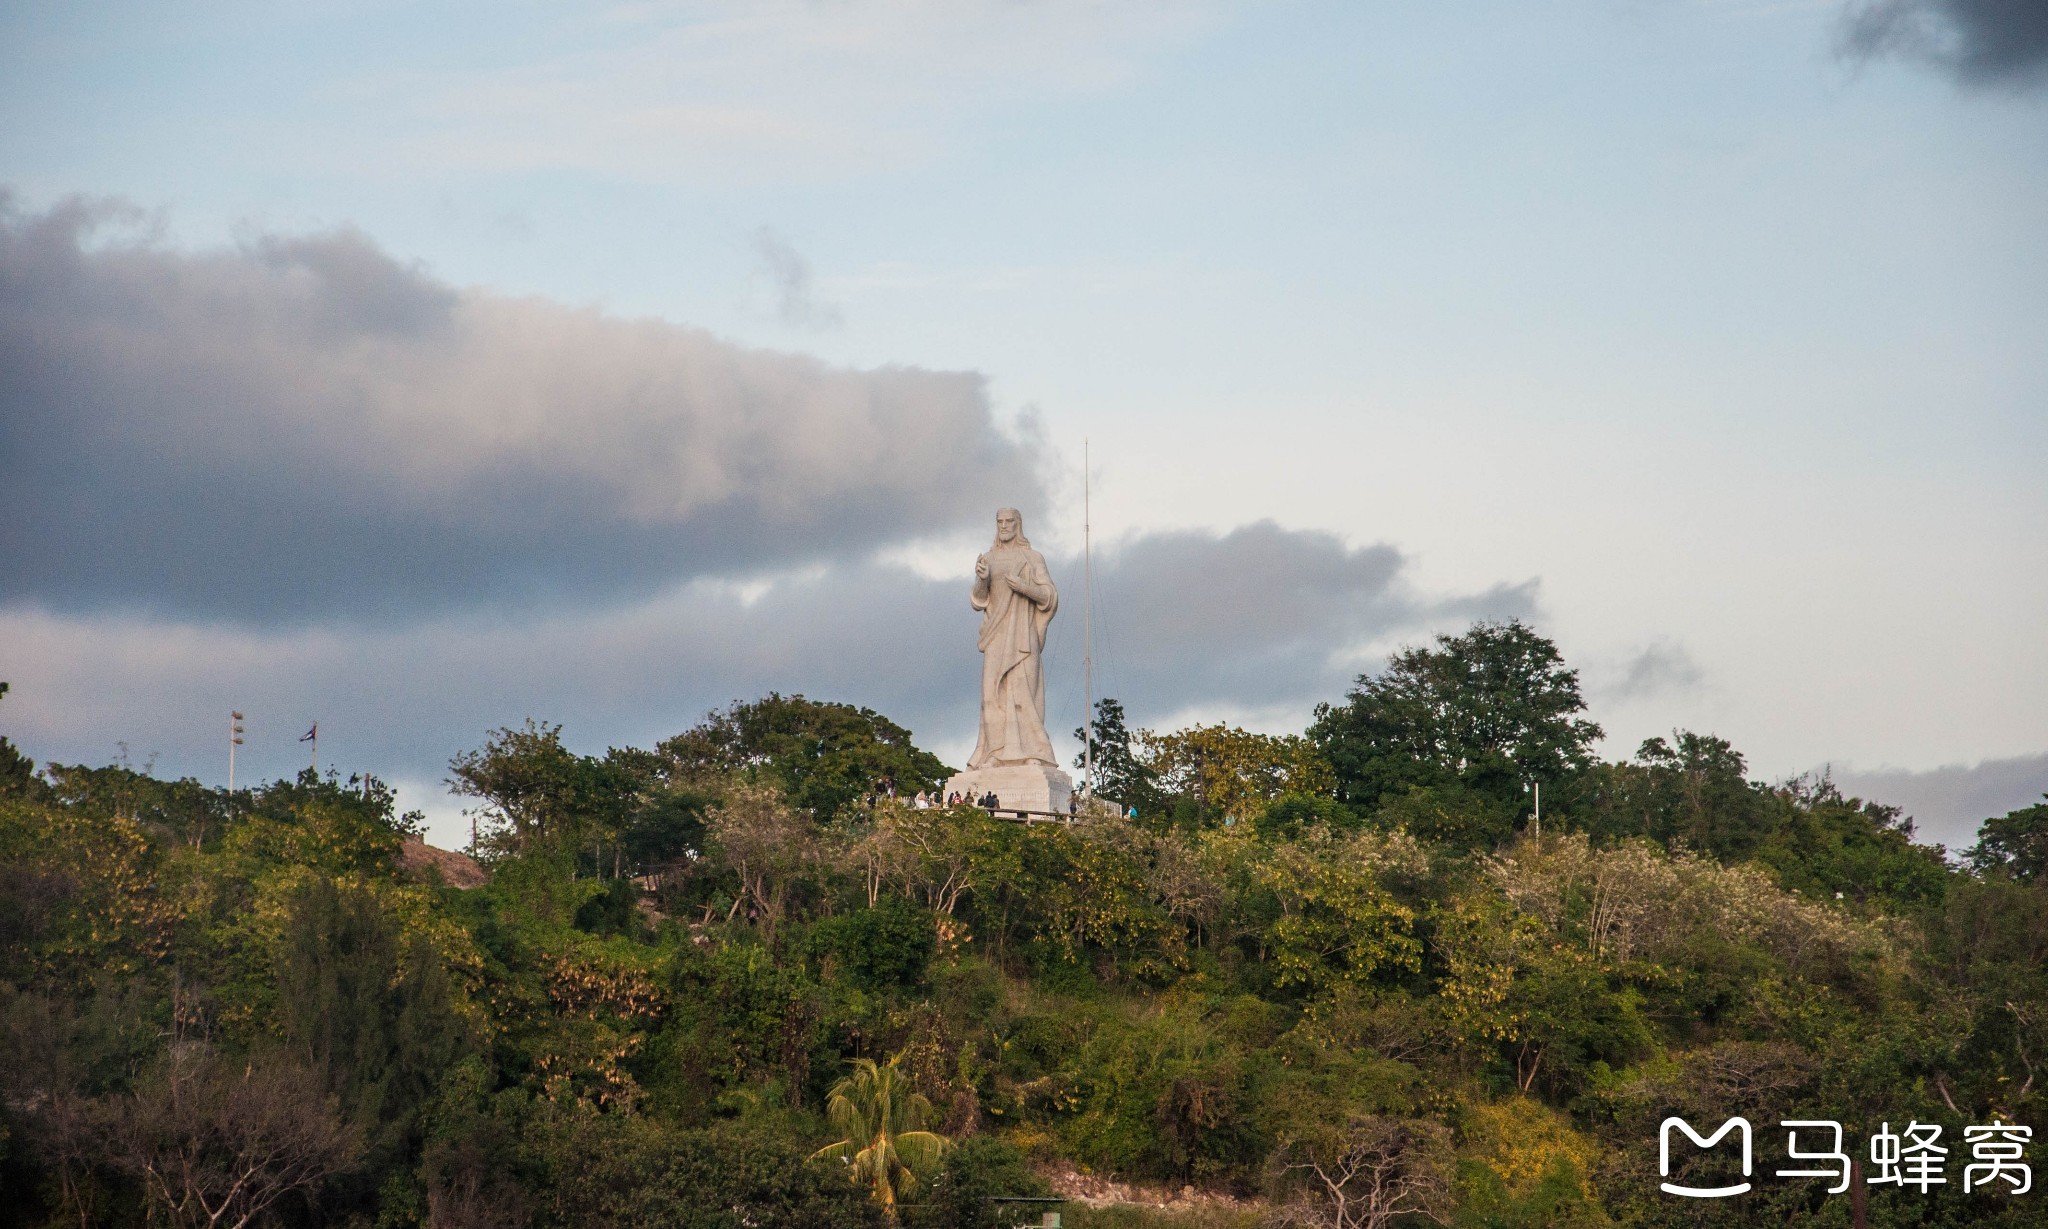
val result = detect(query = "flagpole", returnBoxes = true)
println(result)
[1082,439,1093,800]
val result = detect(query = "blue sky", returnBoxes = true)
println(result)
[2,1,2043,848]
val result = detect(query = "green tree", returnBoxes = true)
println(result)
[809,895,937,991]
[548,1115,885,1229]
[220,771,414,875]
[1968,796,2048,883]
[901,1136,1052,1229]
[606,744,718,873]
[654,1123,886,1229]
[1074,697,1161,814]
[451,720,593,857]
[1752,776,1950,909]
[1575,732,1771,859]
[1136,723,1335,830]
[1251,834,1421,998]
[661,694,950,823]
[0,682,45,800]
[811,1056,951,1221]
[1925,873,2048,1118]
[41,761,235,851]
[1579,739,1950,905]
[277,879,468,1186]
[1310,621,1601,827]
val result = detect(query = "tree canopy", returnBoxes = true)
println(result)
[0,626,2039,1228]
[1310,619,1603,818]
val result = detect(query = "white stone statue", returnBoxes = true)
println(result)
[969,507,1058,768]
[945,507,1074,813]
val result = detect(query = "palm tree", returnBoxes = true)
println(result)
[811,1056,951,1220]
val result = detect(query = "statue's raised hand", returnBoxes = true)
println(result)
[975,554,990,581]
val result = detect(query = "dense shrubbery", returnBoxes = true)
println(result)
[1,633,2043,1227]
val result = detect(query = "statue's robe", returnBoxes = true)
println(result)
[968,543,1058,769]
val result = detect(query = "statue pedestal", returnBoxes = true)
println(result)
[944,763,1073,815]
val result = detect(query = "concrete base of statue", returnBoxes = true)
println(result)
[945,763,1073,815]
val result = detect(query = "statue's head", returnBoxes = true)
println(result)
[993,507,1028,548]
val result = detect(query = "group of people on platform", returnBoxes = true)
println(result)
[912,789,1003,810]
[900,787,1084,817]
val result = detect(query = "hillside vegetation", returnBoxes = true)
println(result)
[1,625,2043,1228]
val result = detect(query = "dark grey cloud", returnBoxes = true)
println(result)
[0,195,1039,625]
[1598,641,1704,703]
[751,227,843,329]
[0,523,1529,807]
[1832,752,2048,851]
[1069,521,1536,718]
[1841,0,2048,88]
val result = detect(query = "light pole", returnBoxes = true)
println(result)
[1524,779,1540,837]
[1081,439,1094,801]
[229,711,244,791]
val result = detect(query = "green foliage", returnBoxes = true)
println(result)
[1253,792,1359,842]
[1608,732,1771,858]
[661,693,951,822]
[902,1135,1051,1229]
[43,761,235,850]
[1062,998,1266,1185]
[574,876,642,936]
[1454,1155,1611,1229]
[813,1055,952,1216]
[1577,736,1952,911]
[278,878,470,1178]
[1371,781,1515,849]
[1968,796,2048,882]
[811,896,938,991]
[647,938,825,1114]
[1311,620,1602,834]
[545,1114,886,1229]
[1248,833,1420,998]
[450,719,642,865]
[1077,697,1164,815]
[6,662,2043,1228]
[219,770,415,875]
[1132,723,1335,830]
[0,681,47,800]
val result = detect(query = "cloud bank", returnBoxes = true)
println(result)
[1842,0,2048,88]
[0,195,1042,624]
[0,192,1533,840]
[0,527,1530,803]
[1833,752,2048,851]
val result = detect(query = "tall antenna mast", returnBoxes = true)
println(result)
[1082,439,1094,799]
